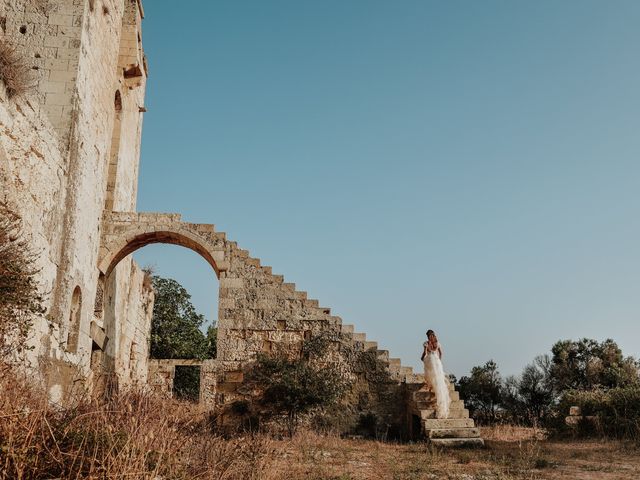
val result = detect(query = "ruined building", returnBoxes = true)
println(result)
[0,0,482,445]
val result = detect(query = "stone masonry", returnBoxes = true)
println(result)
[1,0,482,445]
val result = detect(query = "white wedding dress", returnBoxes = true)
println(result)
[423,343,450,419]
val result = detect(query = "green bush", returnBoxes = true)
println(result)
[552,386,640,439]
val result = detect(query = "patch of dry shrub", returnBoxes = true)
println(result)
[0,203,44,359]
[0,370,276,479]
[0,41,35,98]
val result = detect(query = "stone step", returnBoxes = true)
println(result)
[419,408,469,420]
[415,398,465,408]
[414,398,465,410]
[388,358,401,370]
[414,390,435,402]
[429,437,484,448]
[399,366,413,376]
[341,324,354,334]
[423,418,474,429]
[414,388,459,402]
[352,332,366,342]
[376,350,389,362]
[427,427,481,439]
[364,341,378,351]
[195,223,215,233]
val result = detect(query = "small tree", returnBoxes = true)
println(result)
[149,276,209,360]
[501,355,555,426]
[247,334,351,436]
[457,360,503,424]
[549,338,639,392]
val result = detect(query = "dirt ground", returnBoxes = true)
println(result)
[267,426,640,480]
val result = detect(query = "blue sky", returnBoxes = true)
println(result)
[134,0,640,377]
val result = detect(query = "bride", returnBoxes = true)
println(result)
[421,329,450,419]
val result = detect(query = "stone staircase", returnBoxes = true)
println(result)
[336,325,483,447]
[222,231,484,446]
[407,378,484,447]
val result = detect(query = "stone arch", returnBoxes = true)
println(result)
[100,228,224,279]
[96,213,224,390]
[96,213,227,318]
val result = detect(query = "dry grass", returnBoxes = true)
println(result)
[482,424,547,442]
[264,429,640,480]
[0,368,277,479]
[2,370,639,479]
[0,41,35,98]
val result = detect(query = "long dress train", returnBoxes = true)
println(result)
[423,349,450,419]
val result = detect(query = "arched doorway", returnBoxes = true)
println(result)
[94,214,226,396]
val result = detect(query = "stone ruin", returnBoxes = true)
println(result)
[0,0,482,446]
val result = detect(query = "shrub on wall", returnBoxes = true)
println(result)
[0,203,44,359]
[242,332,354,436]
[0,41,35,98]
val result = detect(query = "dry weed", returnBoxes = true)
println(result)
[0,41,35,98]
[481,424,546,442]
[0,369,275,479]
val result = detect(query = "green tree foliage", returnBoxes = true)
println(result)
[173,366,201,402]
[555,386,640,438]
[549,338,639,392]
[205,324,217,359]
[149,276,214,360]
[459,339,640,432]
[501,355,555,426]
[456,360,503,424]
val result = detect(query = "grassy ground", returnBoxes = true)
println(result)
[2,369,638,479]
[266,426,640,480]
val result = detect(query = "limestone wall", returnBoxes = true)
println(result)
[0,0,151,401]
[0,85,68,375]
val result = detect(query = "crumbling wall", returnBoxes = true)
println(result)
[0,86,68,381]
[0,0,151,401]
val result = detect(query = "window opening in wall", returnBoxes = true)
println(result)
[67,286,82,353]
[173,365,200,402]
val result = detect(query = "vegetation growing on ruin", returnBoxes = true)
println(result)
[0,203,44,358]
[0,41,35,98]
[245,335,353,436]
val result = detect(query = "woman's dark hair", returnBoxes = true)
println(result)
[426,329,434,337]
